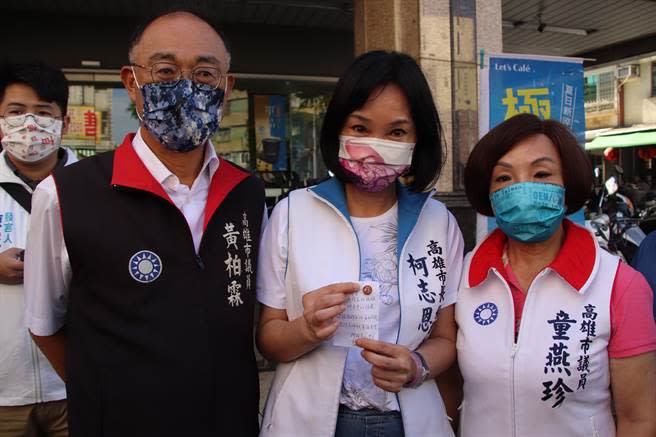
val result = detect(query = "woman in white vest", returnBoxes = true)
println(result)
[256,51,464,437]
[455,113,656,437]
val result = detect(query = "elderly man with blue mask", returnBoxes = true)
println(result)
[24,9,265,436]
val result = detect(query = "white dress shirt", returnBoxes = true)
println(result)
[0,148,77,406]
[25,130,220,336]
[131,129,219,251]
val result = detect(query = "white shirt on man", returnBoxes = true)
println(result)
[24,129,219,337]
[0,148,77,405]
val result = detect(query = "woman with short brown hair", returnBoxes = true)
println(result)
[465,113,592,218]
[455,113,656,437]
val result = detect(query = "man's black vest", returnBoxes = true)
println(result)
[53,139,264,437]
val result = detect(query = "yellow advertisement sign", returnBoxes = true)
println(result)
[64,106,98,143]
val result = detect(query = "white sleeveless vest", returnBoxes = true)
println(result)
[260,178,461,437]
[0,148,76,406]
[456,222,618,437]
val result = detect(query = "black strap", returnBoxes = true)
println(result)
[0,183,32,213]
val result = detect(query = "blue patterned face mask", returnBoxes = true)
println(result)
[135,75,224,152]
[490,182,566,243]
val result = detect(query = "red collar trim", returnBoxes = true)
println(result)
[468,227,507,288]
[111,133,250,229]
[203,159,249,230]
[549,220,596,291]
[110,133,173,204]
[468,219,596,292]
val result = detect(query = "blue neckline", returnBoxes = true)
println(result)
[310,177,431,255]
[311,177,433,348]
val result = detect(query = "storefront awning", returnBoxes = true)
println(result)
[585,128,656,150]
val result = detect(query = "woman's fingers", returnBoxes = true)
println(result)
[313,304,347,324]
[371,366,407,383]
[356,338,399,356]
[314,283,359,309]
[301,282,359,342]
[357,340,416,389]
[303,282,359,312]
[322,282,360,294]
[313,319,340,340]
[371,376,402,393]
[361,350,402,371]
[315,293,349,310]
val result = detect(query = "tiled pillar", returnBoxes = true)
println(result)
[354,0,502,196]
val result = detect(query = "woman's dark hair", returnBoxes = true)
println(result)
[320,50,444,192]
[465,113,593,216]
[0,61,69,115]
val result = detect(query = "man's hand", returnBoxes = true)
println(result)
[0,247,24,284]
[356,338,416,393]
[301,282,359,343]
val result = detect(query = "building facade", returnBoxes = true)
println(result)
[585,54,656,186]
[4,0,656,245]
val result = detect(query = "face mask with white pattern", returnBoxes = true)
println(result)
[338,135,415,192]
[0,114,62,163]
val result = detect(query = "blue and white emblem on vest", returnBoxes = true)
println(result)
[129,250,162,283]
[474,302,498,326]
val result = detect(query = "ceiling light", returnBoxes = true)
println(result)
[502,20,594,36]
[541,25,590,36]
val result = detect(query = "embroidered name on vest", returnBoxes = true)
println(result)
[539,304,605,408]
[0,212,15,245]
[222,211,254,307]
[576,304,598,391]
[541,310,577,407]
[408,239,447,333]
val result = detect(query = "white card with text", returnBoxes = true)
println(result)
[333,281,379,347]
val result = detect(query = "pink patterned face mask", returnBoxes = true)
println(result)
[338,135,415,192]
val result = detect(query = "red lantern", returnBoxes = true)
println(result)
[603,147,618,162]
[638,146,656,161]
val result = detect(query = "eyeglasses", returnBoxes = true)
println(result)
[0,113,59,128]
[131,62,227,91]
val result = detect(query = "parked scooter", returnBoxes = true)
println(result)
[586,212,645,263]
[586,172,646,263]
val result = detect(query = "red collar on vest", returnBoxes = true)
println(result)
[110,133,250,231]
[468,219,596,292]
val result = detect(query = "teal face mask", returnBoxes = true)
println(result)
[490,182,566,243]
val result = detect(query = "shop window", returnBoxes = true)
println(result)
[64,75,335,191]
[63,84,139,156]
[584,76,597,103]
[214,89,250,168]
[212,77,333,186]
[288,93,329,184]
[598,72,614,101]
[584,71,615,112]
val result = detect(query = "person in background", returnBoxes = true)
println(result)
[632,230,656,319]
[631,174,649,192]
[257,51,464,437]
[23,9,265,436]
[0,60,77,437]
[454,113,656,437]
